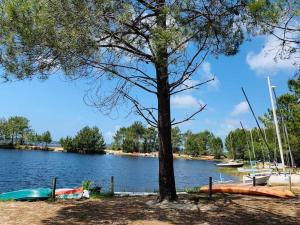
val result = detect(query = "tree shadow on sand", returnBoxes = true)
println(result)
[41,195,300,225]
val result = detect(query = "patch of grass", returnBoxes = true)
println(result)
[90,192,114,199]
[184,187,199,194]
[215,167,246,177]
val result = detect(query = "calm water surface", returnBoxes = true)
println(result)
[0,149,238,193]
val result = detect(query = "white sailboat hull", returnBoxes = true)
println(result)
[238,168,272,173]
[268,174,300,186]
[216,162,244,167]
[243,175,270,185]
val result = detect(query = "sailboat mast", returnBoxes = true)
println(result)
[249,130,256,160]
[267,76,285,171]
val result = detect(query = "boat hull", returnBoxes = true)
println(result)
[216,163,244,168]
[0,188,52,201]
[199,184,295,198]
[243,175,270,185]
[268,174,300,186]
[55,187,83,199]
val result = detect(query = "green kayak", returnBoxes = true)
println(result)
[0,188,52,201]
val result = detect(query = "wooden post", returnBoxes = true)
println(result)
[253,176,256,186]
[52,177,57,200]
[110,176,114,195]
[289,175,292,191]
[209,177,212,198]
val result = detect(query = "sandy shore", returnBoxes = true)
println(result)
[0,193,299,225]
[105,149,217,161]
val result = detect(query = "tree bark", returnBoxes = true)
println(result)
[155,0,177,201]
[156,65,177,201]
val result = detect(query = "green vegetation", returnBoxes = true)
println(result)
[215,167,246,177]
[60,126,106,154]
[184,131,223,158]
[90,191,114,199]
[0,116,52,148]
[111,124,224,158]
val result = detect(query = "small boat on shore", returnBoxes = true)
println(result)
[238,168,272,173]
[216,161,243,168]
[0,188,52,201]
[199,184,295,198]
[55,187,83,199]
[268,174,300,186]
[242,174,271,185]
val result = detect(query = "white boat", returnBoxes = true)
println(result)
[243,174,271,185]
[268,174,300,186]
[216,162,244,167]
[238,168,272,173]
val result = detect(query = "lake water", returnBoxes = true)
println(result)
[0,149,239,193]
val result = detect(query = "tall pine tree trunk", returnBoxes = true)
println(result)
[155,0,177,201]
[156,65,177,201]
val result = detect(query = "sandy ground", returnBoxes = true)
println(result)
[105,150,217,161]
[1,193,300,225]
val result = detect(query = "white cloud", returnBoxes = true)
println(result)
[246,34,299,75]
[201,62,220,89]
[171,95,203,109]
[216,118,241,138]
[222,118,241,131]
[177,61,219,93]
[230,101,249,116]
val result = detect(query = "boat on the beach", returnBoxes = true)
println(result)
[199,184,295,198]
[55,187,84,199]
[242,173,271,185]
[216,161,244,167]
[237,168,273,173]
[268,174,300,186]
[0,188,52,201]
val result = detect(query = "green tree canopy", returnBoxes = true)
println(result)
[184,130,222,158]
[171,127,182,153]
[73,126,106,153]
[41,130,52,147]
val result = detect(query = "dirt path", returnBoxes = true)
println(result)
[0,195,299,225]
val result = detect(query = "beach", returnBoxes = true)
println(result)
[1,192,299,225]
[105,149,219,161]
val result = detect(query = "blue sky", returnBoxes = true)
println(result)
[0,34,298,143]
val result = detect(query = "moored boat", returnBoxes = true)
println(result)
[216,162,244,167]
[0,188,52,201]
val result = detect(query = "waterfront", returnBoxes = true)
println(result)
[0,149,238,193]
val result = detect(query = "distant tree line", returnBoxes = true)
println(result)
[0,116,52,148]
[60,126,106,154]
[184,131,223,158]
[225,75,300,166]
[111,122,223,159]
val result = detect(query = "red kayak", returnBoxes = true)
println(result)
[55,187,83,196]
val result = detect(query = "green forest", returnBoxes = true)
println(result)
[0,116,52,148]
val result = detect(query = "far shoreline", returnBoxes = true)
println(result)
[0,145,223,161]
[105,149,223,161]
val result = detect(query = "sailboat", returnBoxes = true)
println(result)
[240,91,272,185]
[216,161,244,168]
[266,76,300,186]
